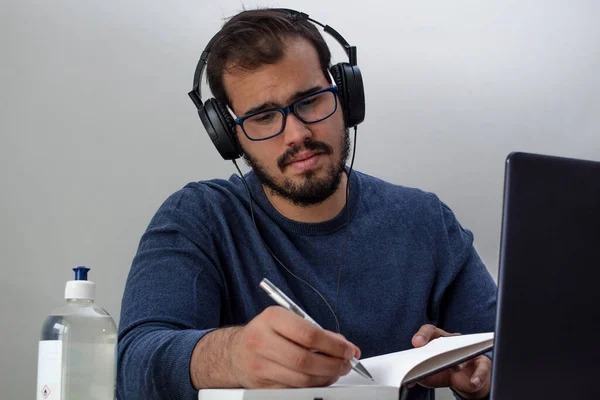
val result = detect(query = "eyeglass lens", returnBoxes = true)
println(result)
[242,90,337,140]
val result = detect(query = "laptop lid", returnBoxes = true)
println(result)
[491,152,600,399]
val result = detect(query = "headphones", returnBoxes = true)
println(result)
[188,9,365,160]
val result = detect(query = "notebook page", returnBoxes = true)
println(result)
[334,333,493,387]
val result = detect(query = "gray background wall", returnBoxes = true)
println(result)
[1,1,599,399]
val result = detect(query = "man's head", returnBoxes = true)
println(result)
[206,9,350,207]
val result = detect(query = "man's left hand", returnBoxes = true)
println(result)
[407,324,491,399]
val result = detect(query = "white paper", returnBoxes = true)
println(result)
[334,332,494,387]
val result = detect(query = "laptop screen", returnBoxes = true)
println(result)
[491,152,600,399]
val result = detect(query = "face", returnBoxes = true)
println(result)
[223,38,350,207]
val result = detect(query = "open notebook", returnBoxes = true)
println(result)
[198,332,493,400]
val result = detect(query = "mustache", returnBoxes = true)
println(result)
[277,139,334,171]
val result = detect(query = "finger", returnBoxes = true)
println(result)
[411,324,456,348]
[332,332,361,359]
[414,358,477,390]
[415,369,452,389]
[467,356,491,391]
[268,308,356,360]
[258,328,350,378]
[451,359,472,373]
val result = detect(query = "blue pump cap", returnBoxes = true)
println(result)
[73,266,90,281]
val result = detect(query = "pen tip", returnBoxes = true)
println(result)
[354,362,375,382]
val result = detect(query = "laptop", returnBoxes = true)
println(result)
[491,152,600,399]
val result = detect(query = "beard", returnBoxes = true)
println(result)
[243,128,351,207]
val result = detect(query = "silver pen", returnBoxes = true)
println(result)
[259,278,374,382]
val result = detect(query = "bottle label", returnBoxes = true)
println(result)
[37,340,63,400]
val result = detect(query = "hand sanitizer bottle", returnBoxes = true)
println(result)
[36,266,117,400]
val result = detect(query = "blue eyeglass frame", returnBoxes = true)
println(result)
[234,85,339,141]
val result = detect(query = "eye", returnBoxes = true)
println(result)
[257,114,273,122]
[298,97,317,108]
[248,111,278,124]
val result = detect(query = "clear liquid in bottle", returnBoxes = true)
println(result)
[37,267,117,400]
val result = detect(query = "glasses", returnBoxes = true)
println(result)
[234,86,339,141]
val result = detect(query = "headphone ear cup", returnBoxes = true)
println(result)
[330,63,365,127]
[214,99,237,133]
[199,98,242,160]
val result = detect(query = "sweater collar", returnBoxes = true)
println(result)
[245,167,360,236]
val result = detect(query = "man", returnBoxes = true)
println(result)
[118,8,496,400]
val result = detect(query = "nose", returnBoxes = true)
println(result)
[281,112,312,147]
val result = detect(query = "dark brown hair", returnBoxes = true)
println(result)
[206,9,332,108]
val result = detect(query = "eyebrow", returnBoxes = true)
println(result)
[241,85,324,117]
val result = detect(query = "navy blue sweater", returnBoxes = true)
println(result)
[118,170,496,400]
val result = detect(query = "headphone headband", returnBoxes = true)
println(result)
[188,9,357,109]
[188,8,365,160]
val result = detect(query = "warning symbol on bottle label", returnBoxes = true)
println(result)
[42,385,51,399]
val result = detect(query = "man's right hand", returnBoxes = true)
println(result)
[190,306,361,389]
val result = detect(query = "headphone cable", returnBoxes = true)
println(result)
[334,126,357,316]
[232,126,358,334]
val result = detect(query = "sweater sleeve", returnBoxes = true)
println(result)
[434,201,496,400]
[117,189,224,400]
[436,202,497,335]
